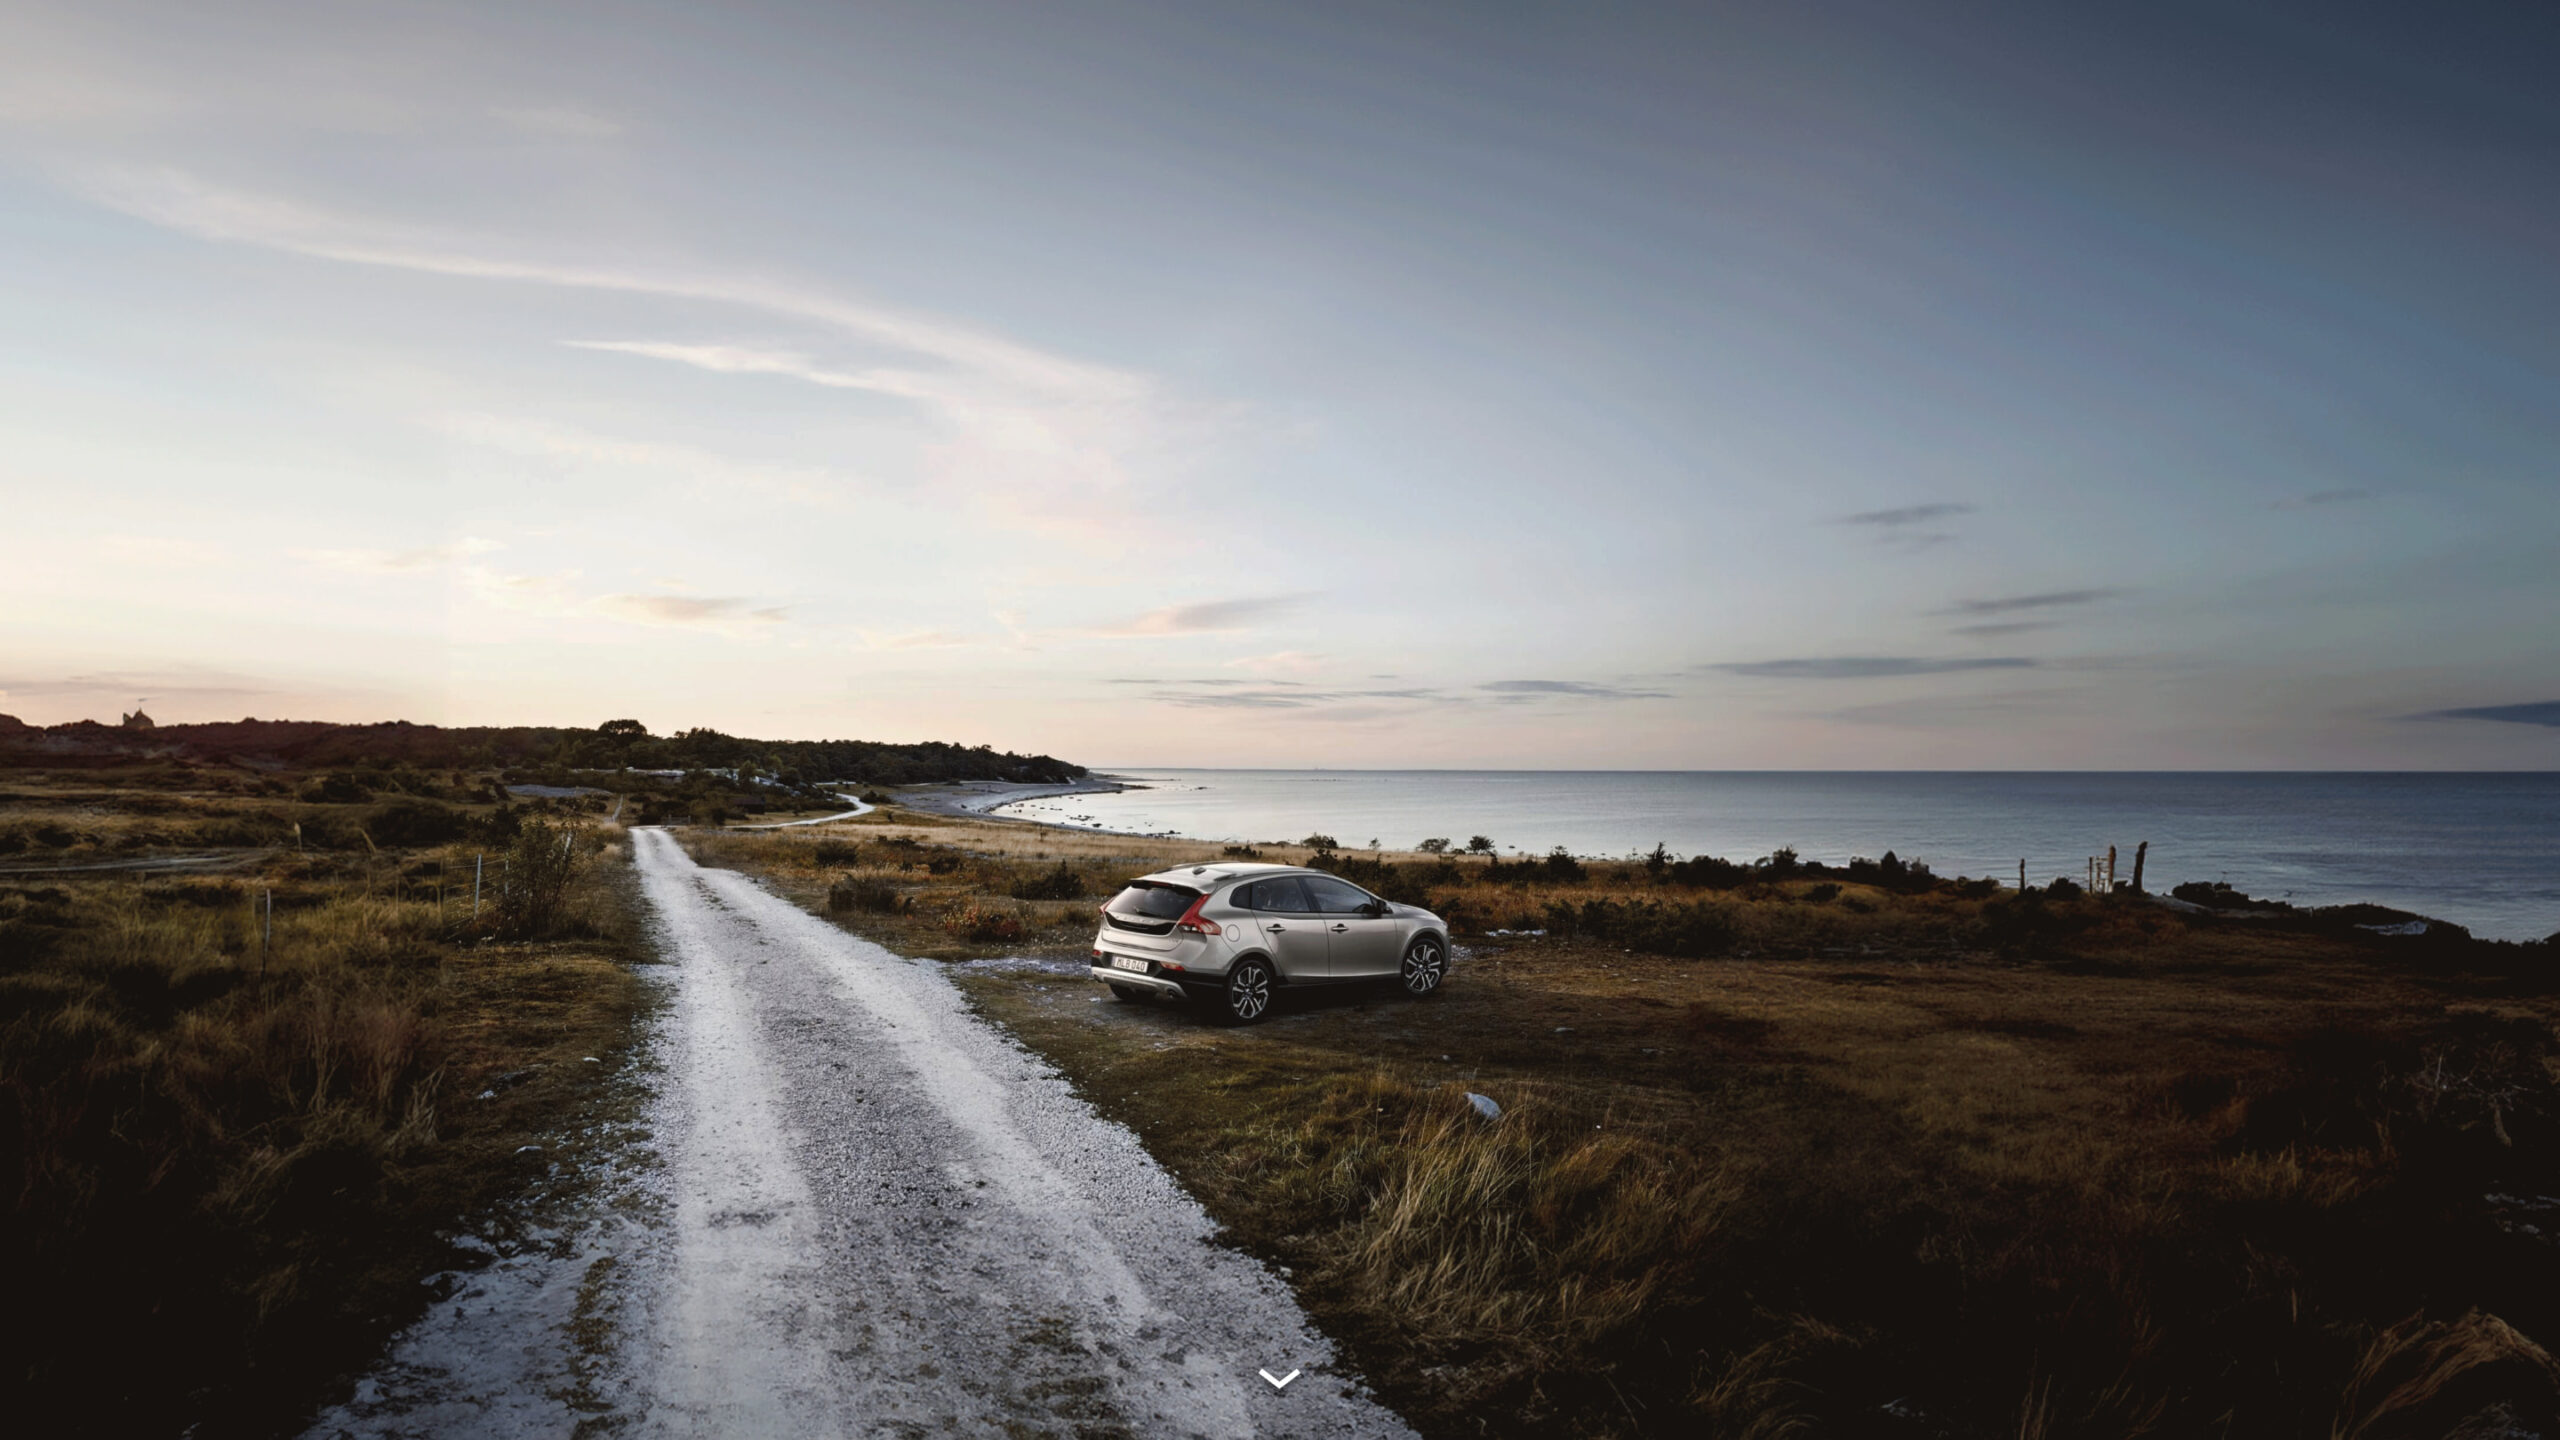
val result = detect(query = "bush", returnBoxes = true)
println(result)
[490,819,582,940]
[1538,897,1740,957]
[941,900,1027,943]
[1008,862,1086,901]
[1417,838,1450,854]
[1221,845,1264,859]
[1540,848,1587,884]
[1666,853,1750,889]
[827,876,909,915]
[810,838,860,867]
[1302,833,1339,854]
[1803,882,1842,904]
[365,798,469,848]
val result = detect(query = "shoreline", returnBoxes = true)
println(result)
[890,774,1134,820]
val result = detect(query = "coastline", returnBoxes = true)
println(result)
[891,774,1133,820]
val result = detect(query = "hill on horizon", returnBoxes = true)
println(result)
[0,714,1084,786]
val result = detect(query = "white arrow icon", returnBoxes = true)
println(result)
[1259,1368,1301,1391]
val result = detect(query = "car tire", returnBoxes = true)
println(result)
[1399,934,1447,998]
[1108,983,1149,1003]
[1217,958,1276,1025]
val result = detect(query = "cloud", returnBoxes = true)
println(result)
[1480,679,1670,700]
[591,594,787,628]
[1938,588,2123,616]
[1093,594,1310,637]
[565,341,941,403]
[1836,503,1975,528]
[2413,700,2560,729]
[1224,650,1325,674]
[1705,657,2038,680]
[1160,691,1312,709]
[295,537,501,573]
[2276,488,2375,510]
[77,170,1196,533]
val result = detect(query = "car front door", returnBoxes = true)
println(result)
[1243,876,1330,982]
[1303,875,1399,979]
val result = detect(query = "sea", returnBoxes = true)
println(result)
[993,771,2560,943]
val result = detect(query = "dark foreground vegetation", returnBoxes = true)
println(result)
[0,762,645,1437]
[704,813,2560,1440]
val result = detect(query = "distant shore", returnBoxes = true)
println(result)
[892,774,1133,820]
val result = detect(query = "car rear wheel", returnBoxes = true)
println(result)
[1400,935,1447,997]
[1108,983,1149,1003]
[1218,958,1275,1025]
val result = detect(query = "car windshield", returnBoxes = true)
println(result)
[1106,882,1200,920]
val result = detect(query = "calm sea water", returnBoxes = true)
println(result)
[995,771,2560,942]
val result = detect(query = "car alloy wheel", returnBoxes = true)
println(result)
[1401,936,1446,996]
[1223,959,1274,1024]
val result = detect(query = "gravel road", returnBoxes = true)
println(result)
[305,828,1412,1439]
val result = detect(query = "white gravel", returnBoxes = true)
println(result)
[305,827,1413,1439]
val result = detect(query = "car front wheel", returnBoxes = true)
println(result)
[1218,958,1275,1025]
[1400,935,1447,997]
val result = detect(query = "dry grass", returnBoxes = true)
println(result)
[0,766,646,1436]
[693,803,2560,1439]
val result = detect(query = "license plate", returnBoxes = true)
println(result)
[1110,955,1149,973]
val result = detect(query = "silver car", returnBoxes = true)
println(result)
[1088,863,1451,1023]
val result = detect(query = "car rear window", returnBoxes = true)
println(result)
[1107,882,1200,920]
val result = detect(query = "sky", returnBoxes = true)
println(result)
[2,0,2555,769]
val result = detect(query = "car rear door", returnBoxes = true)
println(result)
[1241,876,1329,981]
[1303,875,1399,979]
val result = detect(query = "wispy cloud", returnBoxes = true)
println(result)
[2276,488,2375,511]
[1938,588,2123,616]
[1837,502,1975,529]
[591,594,787,628]
[1950,620,2058,637]
[1705,657,2038,680]
[2412,700,2560,729]
[78,170,1191,531]
[1092,594,1310,637]
[1833,501,1973,550]
[1480,679,1670,701]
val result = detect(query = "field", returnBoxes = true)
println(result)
[0,763,648,1437]
[692,808,2560,1440]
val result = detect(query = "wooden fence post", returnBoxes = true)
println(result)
[2133,841,2148,894]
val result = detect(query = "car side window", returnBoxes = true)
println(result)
[1302,876,1374,914]
[1250,876,1313,913]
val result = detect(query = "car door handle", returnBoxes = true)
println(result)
[1330,923,1349,932]
[1266,923,1285,932]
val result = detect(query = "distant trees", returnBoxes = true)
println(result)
[1417,837,1451,854]
[1465,836,1496,857]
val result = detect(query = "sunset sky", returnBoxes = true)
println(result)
[4,1,2555,768]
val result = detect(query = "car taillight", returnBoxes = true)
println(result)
[1175,894,1219,936]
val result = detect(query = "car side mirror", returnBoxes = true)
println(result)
[1361,899,1389,917]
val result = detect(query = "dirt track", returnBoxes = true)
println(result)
[304,828,1410,1439]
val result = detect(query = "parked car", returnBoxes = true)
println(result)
[1089,863,1450,1023]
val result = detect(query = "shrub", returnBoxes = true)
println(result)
[1538,897,1740,957]
[1803,882,1842,904]
[1540,848,1587,884]
[365,798,469,848]
[1302,833,1340,854]
[1009,862,1086,901]
[827,876,909,915]
[490,819,582,939]
[810,838,860,867]
[1666,853,1750,889]
[941,900,1027,943]
[1417,838,1450,855]
[1221,844,1264,859]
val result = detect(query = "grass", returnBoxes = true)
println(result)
[0,764,647,1437]
[696,806,2560,1439]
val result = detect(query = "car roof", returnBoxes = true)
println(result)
[1128,862,1317,888]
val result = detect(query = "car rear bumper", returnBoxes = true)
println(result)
[1090,965,1192,998]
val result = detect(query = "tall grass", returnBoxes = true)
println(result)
[0,831,635,1434]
